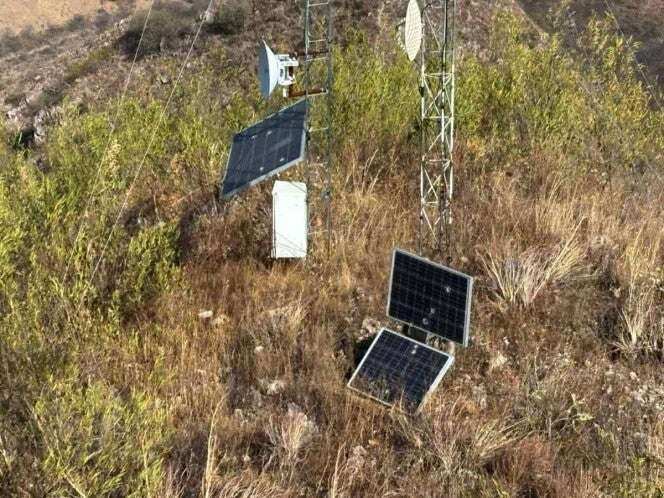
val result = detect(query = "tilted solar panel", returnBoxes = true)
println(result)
[347,328,454,413]
[221,99,308,199]
[387,249,474,346]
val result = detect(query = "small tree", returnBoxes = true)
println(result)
[119,7,192,58]
[209,0,249,35]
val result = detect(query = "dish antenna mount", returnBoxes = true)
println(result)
[258,41,299,98]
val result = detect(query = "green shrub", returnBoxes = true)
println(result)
[116,221,180,316]
[456,12,664,175]
[29,81,67,111]
[33,381,168,497]
[64,14,88,32]
[3,91,25,107]
[209,0,249,35]
[63,46,113,84]
[333,32,418,160]
[119,7,193,58]
[0,27,41,58]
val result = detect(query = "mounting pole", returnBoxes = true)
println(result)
[418,0,456,263]
[303,0,334,257]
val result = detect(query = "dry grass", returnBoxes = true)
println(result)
[479,175,589,308]
[144,154,662,496]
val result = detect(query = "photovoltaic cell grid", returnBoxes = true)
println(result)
[387,249,474,346]
[348,328,453,412]
[221,99,308,199]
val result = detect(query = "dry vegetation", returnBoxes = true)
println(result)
[1,3,663,498]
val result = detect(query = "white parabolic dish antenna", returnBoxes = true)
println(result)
[404,0,422,61]
[258,40,280,97]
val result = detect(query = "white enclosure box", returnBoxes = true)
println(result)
[272,181,308,258]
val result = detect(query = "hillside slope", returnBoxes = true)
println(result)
[1,1,663,497]
[0,0,151,34]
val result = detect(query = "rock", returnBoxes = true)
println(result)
[249,387,264,407]
[202,8,215,24]
[198,310,213,320]
[33,107,62,145]
[261,379,286,395]
[211,315,229,328]
[267,381,285,395]
[33,110,49,144]
[6,107,21,123]
[254,345,264,354]
[360,317,381,339]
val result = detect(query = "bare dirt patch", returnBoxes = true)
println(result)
[0,0,149,34]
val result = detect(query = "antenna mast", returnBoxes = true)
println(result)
[419,0,456,261]
[303,0,334,256]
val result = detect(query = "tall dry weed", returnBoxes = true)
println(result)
[214,472,289,498]
[266,404,319,471]
[614,226,663,353]
[481,224,586,308]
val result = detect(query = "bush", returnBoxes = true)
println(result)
[116,221,180,316]
[209,0,249,35]
[93,9,114,31]
[3,91,25,107]
[119,7,193,58]
[0,27,40,58]
[33,381,168,497]
[29,80,67,111]
[333,32,418,161]
[64,14,88,32]
[63,47,113,84]
[456,12,664,175]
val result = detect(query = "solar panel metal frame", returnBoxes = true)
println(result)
[386,248,474,347]
[220,99,307,200]
[347,327,454,413]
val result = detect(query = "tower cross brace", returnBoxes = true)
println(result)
[419,0,456,262]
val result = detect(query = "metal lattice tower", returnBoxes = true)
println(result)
[303,0,334,256]
[419,0,456,260]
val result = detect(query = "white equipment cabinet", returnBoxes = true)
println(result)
[272,181,308,258]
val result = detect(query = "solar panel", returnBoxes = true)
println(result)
[348,328,454,413]
[387,249,474,346]
[221,99,308,199]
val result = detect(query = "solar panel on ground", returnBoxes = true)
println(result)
[221,99,308,199]
[348,328,454,413]
[387,249,474,346]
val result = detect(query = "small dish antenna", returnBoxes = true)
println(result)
[258,40,299,98]
[403,0,422,61]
